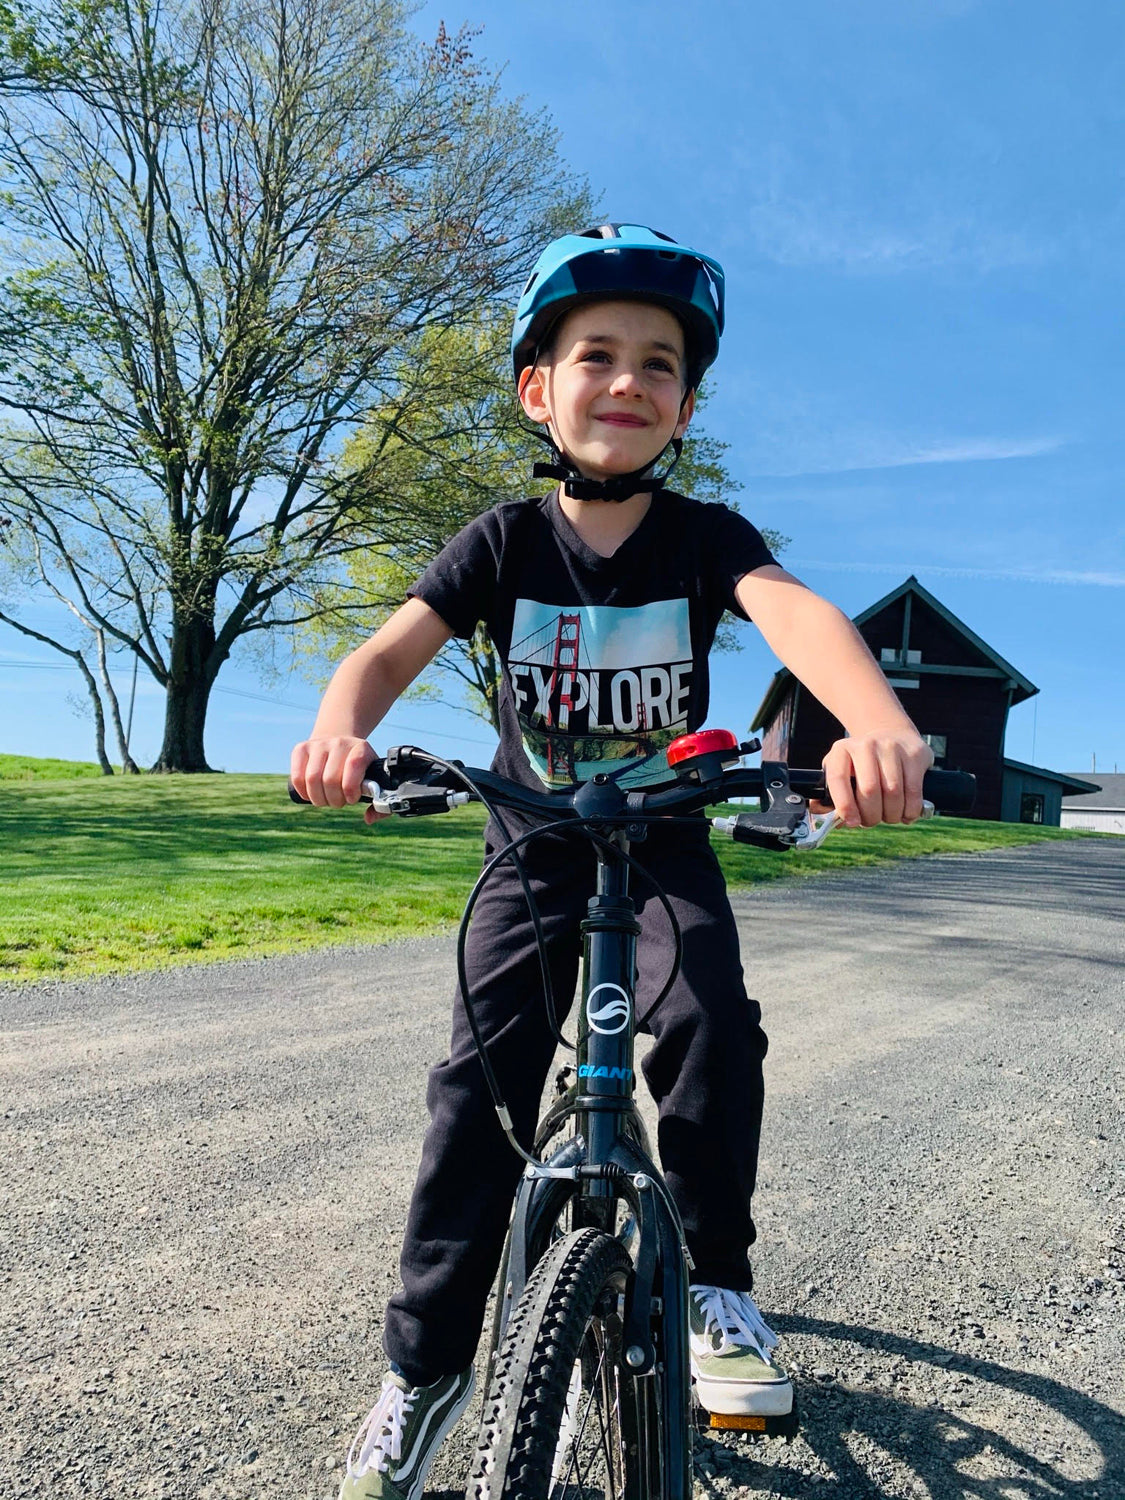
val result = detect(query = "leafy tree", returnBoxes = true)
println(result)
[302,317,789,730]
[0,0,590,769]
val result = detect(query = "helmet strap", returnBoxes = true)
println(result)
[527,389,691,504]
[532,438,684,502]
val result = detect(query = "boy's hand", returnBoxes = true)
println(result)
[289,735,389,823]
[818,731,934,828]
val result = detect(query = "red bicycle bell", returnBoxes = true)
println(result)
[665,728,742,782]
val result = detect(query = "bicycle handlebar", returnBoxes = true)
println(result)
[289,741,977,847]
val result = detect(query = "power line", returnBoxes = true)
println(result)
[1,660,72,669]
[1,659,497,747]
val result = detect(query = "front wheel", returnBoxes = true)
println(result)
[469,1229,664,1500]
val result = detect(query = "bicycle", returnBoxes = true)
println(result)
[291,728,975,1500]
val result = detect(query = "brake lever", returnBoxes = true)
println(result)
[712,756,937,851]
[361,778,473,816]
[787,809,841,850]
[762,798,936,850]
[710,760,806,849]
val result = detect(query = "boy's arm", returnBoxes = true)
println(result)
[290,597,454,817]
[734,565,933,827]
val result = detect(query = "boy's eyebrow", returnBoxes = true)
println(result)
[576,333,682,359]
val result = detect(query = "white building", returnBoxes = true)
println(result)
[1059,773,1125,836]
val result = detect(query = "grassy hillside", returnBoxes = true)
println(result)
[0,765,1100,981]
[0,752,112,780]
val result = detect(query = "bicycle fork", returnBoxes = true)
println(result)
[494,835,694,1500]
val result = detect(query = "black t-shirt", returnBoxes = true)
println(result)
[408,489,776,795]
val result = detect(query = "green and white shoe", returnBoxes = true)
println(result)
[338,1367,475,1500]
[689,1286,793,1416]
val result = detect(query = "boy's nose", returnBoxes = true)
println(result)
[608,367,644,397]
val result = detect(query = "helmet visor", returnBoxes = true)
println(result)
[567,247,721,318]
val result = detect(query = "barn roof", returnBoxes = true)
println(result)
[751,575,1038,730]
[1002,759,1102,795]
[1059,772,1125,809]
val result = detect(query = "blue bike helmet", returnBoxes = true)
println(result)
[511,224,725,392]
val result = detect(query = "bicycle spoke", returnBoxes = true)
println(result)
[552,1333,618,1500]
[597,1359,622,1500]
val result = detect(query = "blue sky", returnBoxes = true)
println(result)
[3,0,1122,775]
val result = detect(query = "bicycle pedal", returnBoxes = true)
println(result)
[692,1398,800,1443]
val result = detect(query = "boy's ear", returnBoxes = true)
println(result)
[518,364,551,425]
[674,389,696,439]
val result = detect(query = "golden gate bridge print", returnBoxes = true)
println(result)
[509,610,651,780]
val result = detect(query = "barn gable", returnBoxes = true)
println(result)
[750,576,1044,822]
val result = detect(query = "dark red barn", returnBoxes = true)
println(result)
[750,576,1096,823]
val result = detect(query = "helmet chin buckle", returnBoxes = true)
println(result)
[532,438,683,504]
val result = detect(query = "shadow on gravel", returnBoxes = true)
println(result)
[710,1314,1122,1499]
[843,844,1124,925]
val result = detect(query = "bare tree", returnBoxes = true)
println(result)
[0,509,143,770]
[0,0,589,768]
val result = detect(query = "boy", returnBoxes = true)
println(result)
[291,225,933,1500]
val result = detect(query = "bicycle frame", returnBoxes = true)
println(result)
[491,829,694,1500]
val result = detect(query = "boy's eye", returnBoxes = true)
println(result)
[574,348,678,375]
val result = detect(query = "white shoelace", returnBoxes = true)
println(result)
[692,1286,779,1360]
[347,1377,416,1478]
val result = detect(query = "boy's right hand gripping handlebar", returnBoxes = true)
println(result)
[711,759,975,850]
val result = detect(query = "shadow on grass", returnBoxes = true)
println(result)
[0,797,485,875]
[708,1313,1121,1499]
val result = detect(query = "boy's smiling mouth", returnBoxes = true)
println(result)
[596,412,649,427]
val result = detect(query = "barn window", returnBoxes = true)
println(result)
[1020,793,1045,824]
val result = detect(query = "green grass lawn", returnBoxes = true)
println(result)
[0,752,112,780]
[0,760,1101,982]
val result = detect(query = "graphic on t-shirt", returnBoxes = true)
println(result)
[508,598,692,788]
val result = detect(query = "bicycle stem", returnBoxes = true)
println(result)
[574,831,644,1201]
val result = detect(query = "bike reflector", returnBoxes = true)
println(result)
[707,1413,767,1431]
[666,729,740,766]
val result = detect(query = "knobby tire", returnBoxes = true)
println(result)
[469,1228,663,1500]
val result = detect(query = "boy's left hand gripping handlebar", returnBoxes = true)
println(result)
[288,756,389,805]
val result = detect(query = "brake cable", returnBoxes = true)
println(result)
[453,813,685,1169]
[384,748,571,1054]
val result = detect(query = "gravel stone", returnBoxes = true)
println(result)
[1,840,1122,1499]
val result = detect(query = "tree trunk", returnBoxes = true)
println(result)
[152,615,221,772]
[0,607,115,772]
[96,630,140,773]
[470,624,502,733]
[74,654,114,775]
[153,677,217,772]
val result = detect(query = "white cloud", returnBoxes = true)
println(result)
[899,437,1065,467]
[790,560,1125,588]
[747,432,1066,479]
[729,194,1056,276]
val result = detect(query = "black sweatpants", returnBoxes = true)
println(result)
[383,823,769,1385]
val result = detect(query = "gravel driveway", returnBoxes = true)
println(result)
[2,839,1122,1500]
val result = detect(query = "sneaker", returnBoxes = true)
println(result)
[338,1367,475,1500]
[689,1285,793,1416]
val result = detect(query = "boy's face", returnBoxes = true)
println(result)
[519,300,695,481]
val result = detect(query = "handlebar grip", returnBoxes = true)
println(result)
[287,755,388,805]
[921,768,976,814]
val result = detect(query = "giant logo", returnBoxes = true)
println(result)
[585,982,632,1036]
